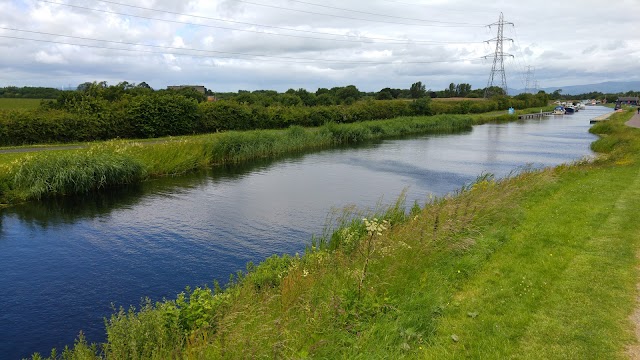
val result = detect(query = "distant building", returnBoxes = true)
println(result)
[167,85,206,94]
[616,96,639,105]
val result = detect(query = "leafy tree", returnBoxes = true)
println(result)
[278,94,303,107]
[295,88,316,106]
[335,85,361,103]
[447,83,456,97]
[455,83,472,97]
[551,89,563,100]
[484,86,507,98]
[136,82,152,90]
[409,97,432,115]
[376,90,393,100]
[409,81,427,99]
[315,93,336,106]
[316,88,330,96]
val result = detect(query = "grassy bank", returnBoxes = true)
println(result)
[0,114,474,204]
[26,109,640,359]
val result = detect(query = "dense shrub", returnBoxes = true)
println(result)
[199,101,254,132]
[126,94,199,138]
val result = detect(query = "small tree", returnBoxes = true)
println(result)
[409,81,426,99]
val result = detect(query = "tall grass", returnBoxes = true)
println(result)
[11,151,145,200]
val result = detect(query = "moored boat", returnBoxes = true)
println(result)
[564,105,575,114]
[553,106,565,115]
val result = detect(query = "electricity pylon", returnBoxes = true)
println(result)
[484,12,514,98]
[524,66,534,94]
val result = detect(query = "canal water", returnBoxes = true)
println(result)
[0,107,610,359]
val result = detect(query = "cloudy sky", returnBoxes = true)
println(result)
[0,0,638,93]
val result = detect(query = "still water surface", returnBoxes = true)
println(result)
[0,107,610,358]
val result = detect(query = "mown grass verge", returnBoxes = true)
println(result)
[25,109,640,359]
[1,114,476,204]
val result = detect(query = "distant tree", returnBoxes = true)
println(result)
[376,90,393,100]
[335,85,361,103]
[456,83,472,97]
[316,88,330,96]
[315,93,336,106]
[551,89,563,100]
[447,83,456,97]
[295,88,316,106]
[278,93,303,107]
[136,81,152,90]
[484,86,507,98]
[409,81,427,99]
[76,82,94,92]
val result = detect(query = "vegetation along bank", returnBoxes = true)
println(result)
[0,105,555,206]
[23,109,640,359]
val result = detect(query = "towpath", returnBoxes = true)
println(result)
[0,139,167,155]
[626,112,640,129]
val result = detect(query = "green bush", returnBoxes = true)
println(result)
[127,94,199,138]
[199,101,254,132]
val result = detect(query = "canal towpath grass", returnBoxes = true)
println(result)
[28,109,640,359]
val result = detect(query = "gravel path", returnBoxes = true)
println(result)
[626,112,640,129]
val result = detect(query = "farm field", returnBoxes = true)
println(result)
[0,98,44,110]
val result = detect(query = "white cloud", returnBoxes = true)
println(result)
[0,0,638,91]
[34,50,67,64]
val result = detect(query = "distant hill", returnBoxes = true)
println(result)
[509,81,640,96]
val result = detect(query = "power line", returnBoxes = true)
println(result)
[0,32,484,65]
[39,0,481,45]
[230,0,484,27]
[260,0,484,25]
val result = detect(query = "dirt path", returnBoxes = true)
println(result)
[626,110,640,359]
[0,145,84,154]
[626,112,640,129]
[0,139,170,155]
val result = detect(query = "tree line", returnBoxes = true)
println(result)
[0,81,551,146]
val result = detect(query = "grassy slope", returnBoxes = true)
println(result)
[30,110,640,359]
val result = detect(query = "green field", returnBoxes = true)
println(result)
[0,98,43,110]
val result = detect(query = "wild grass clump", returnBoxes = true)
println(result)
[11,150,145,200]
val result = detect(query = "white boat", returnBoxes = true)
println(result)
[553,106,565,115]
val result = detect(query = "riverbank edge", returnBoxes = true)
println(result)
[0,107,553,206]
[26,109,640,359]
